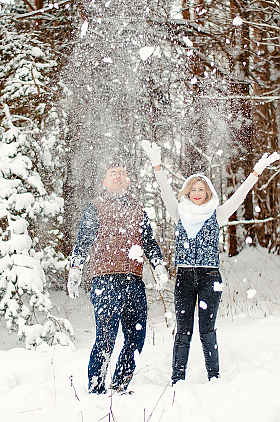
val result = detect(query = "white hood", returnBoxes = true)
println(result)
[177,174,219,239]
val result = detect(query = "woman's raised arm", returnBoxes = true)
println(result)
[142,141,179,223]
[217,152,280,226]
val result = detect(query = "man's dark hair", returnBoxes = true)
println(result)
[104,157,129,175]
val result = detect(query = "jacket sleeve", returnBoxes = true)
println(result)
[141,211,163,269]
[71,204,99,269]
[216,173,258,227]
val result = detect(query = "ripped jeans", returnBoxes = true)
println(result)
[88,274,147,393]
[172,267,223,382]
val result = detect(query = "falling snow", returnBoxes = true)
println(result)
[128,245,144,263]
[80,21,89,37]
[199,300,208,310]
[213,282,223,292]
[233,16,243,26]
[139,46,154,61]
[1,2,280,421]
[247,288,257,299]
[95,288,104,296]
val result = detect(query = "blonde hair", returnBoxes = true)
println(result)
[178,176,213,203]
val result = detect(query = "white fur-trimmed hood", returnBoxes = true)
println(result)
[177,174,219,239]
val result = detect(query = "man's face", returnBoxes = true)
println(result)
[103,166,131,194]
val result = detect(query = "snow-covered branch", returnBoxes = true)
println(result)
[241,19,280,32]
[162,164,185,182]
[259,168,280,191]
[2,103,13,128]
[14,0,71,19]
[21,0,35,11]
[222,215,279,228]
[11,78,44,87]
[195,95,280,102]
[31,68,41,94]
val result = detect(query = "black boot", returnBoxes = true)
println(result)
[171,333,192,384]
[200,330,219,380]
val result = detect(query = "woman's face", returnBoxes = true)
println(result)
[189,181,208,205]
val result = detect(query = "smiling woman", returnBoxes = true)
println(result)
[142,140,280,385]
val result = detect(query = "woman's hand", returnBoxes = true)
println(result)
[254,152,280,175]
[141,140,161,169]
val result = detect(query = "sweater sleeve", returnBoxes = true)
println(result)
[216,173,258,227]
[154,168,179,223]
[141,211,163,269]
[71,204,99,269]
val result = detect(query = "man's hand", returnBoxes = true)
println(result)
[153,264,168,292]
[253,152,280,175]
[67,267,82,299]
[141,140,161,168]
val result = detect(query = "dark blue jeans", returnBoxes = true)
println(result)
[175,267,222,335]
[88,274,147,393]
[172,267,223,382]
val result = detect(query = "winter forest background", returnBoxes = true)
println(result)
[1,0,280,348]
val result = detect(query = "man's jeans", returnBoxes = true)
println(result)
[88,274,147,393]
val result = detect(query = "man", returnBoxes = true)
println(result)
[67,162,167,394]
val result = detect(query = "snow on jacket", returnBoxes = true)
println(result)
[154,169,258,268]
[71,192,162,278]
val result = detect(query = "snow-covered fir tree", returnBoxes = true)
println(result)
[0,105,73,349]
[0,2,74,283]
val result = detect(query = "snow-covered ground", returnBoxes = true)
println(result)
[1,246,280,422]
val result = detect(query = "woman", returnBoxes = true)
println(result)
[142,140,280,384]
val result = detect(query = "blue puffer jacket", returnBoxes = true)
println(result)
[175,211,220,268]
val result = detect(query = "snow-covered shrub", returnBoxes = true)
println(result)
[18,315,74,350]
